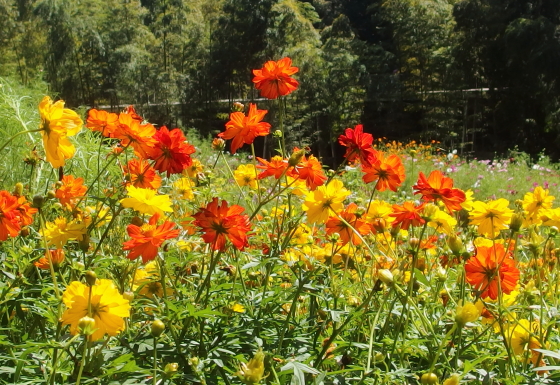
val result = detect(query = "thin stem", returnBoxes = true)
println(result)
[0,128,42,153]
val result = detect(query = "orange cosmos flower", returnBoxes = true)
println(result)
[361,151,405,192]
[55,175,87,209]
[252,57,299,99]
[256,156,290,179]
[288,153,327,190]
[123,213,180,263]
[0,191,21,241]
[325,203,370,245]
[86,109,119,137]
[123,158,162,189]
[390,201,426,230]
[123,105,143,122]
[193,198,251,251]
[150,126,196,177]
[413,170,466,213]
[338,124,376,167]
[465,243,520,300]
[34,249,65,270]
[15,194,37,227]
[218,104,271,154]
[113,113,157,159]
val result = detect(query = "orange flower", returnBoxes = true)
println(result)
[193,198,251,251]
[86,109,119,137]
[390,201,426,230]
[325,203,370,245]
[218,104,271,154]
[465,243,520,300]
[252,57,299,99]
[123,158,162,190]
[338,124,376,167]
[123,213,180,263]
[15,195,37,227]
[413,170,466,213]
[288,153,327,190]
[0,191,21,241]
[34,249,65,270]
[150,126,196,177]
[361,151,405,192]
[256,156,290,179]
[55,175,87,209]
[113,113,157,159]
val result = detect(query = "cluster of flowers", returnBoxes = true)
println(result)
[2,55,559,382]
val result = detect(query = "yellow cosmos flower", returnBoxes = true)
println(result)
[41,217,87,248]
[234,164,258,189]
[38,96,83,168]
[302,179,350,224]
[232,303,245,313]
[364,200,395,226]
[428,209,457,235]
[507,319,542,359]
[183,158,204,178]
[61,279,130,341]
[455,300,481,326]
[540,207,560,227]
[523,186,554,215]
[469,198,513,237]
[121,186,173,215]
[133,261,173,298]
[461,189,474,211]
[173,177,194,200]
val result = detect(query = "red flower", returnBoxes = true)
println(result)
[390,201,426,230]
[288,153,327,190]
[193,198,251,251]
[256,156,290,179]
[55,175,87,209]
[123,158,162,190]
[252,57,299,99]
[123,213,180,263]
[218,104,271,154]
[413,170,466,213]
[325,203,370,245]
[150,126,195,177]
[465,243,520,300]
[86,109,119,137]
[338,124,376,167]
[361,151,405,192]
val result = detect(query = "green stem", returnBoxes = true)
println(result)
[153,336,158,385]
[0,128,42,153]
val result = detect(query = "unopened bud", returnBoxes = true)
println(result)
[131,216,144,227]
[409,237,420,249]
[212,138,226,151]
[123,291,134,302]
[84,270,97,286]
[371,218,386,233]
[33,195,45,208]
[151,319,165,337]
[78,316,96,336]
[447,234,463,255]
[232,102,244,112]
[237,349,265,385]
[273,130,283,138]
[442,374,461,385]
[288,149,306,167]
[78,233,90,252]
[164,362,179,377]
[19,226,30,237]
[377,269,394,285]
[13,183,24,197]
[509,213,524,233]
[455,300,480,327]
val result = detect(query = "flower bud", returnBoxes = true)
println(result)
[509,213,524,233]
[442,374,460,385]
[13,183,24,197]
[377,269,394,285]
[421,204,439,221]
[84,270,97,286]
[447,235,463,255]
[409,237,420,249]
[164,363,179,377]
[151,319,165,337]
[273,130,283,138]
[123,291,134,302]
[288,149,305,167]
[237,349,265,385]
[420,372,438,384]
[78,316,96,336]
[19,226,30,237]
[232,102,244,112]
[78,233,90,252]
[130,216,144,227]
[212,138,226,151]
[32,195,45,208]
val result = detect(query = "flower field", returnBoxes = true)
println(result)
[1,60,560,385]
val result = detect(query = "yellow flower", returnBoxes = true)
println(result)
[61,279,130,341]
[291,223,312,245]
[184,158,204,178]
[38,96,83,168]
[133,261,173,298]
[428,208,457,234]
[461,189,474,211]
[469,198,513,237]
[302,179,350,224]
[173,177,194,200]
[364,200,395,225]
[41,217,87,248]
[237,349,265,385]
[232,303,245,313]
[121,186,173,215]
[283,175,308,196]
[541,207,560,227]
[523,186,555,226]
[234,164,258,189]
[507,319,541,359]
[455,300,481,326]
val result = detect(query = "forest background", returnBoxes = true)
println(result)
[1,0,560,162]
